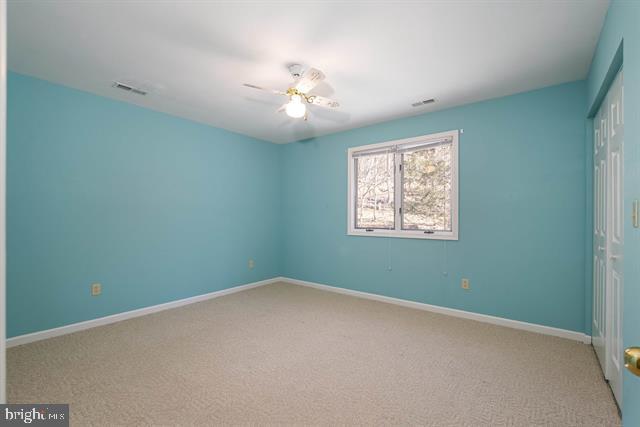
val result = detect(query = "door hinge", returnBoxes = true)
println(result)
[633,200,640,228]
[399,207,402,214]
[399,164,403,171]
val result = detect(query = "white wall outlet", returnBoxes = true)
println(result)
[248,259,255,269]
[91,283,102,296]
[461,278,470,290]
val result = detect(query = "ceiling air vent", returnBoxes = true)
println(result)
[112,81,147,96]
[411,98,435,107]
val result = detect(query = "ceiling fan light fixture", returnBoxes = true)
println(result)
[285,94,306,118]
[244,65,338,121]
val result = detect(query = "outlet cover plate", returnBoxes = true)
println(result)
[91,283,102,296]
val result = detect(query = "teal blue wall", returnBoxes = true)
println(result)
[7,72,281,337]
[587,1,640,422]
[281,81,588,333]
[6,73,592,341]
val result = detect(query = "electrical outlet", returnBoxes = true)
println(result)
[461,278,470,290]
[91,283,102,296]
[248,259,255,269]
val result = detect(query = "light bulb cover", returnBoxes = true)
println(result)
[286,95,306,118]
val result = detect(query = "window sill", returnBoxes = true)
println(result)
[347,229,458,241]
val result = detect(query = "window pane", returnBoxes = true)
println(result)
[355,152,394,229]
[402,143,452,231]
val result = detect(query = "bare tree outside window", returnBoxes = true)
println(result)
[402,143,452,231]
[355,152,394,229]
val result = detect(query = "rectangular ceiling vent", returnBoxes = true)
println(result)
[411,98,435,107]
[112,81,147,96]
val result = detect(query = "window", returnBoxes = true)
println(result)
[348,130,458,240]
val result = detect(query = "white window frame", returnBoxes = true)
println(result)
[347,130,459,240]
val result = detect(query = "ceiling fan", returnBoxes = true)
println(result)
[243,64,340,120]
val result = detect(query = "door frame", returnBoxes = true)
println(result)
[0,0,7,404]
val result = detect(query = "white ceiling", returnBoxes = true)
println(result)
[8,1,609,144]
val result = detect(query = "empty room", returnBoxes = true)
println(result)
[0,0,639,425]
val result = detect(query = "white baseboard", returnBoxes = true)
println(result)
[7,276,591,347]
[7,277,281,348]
[280,277,592,344]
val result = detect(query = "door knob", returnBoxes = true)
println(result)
[625,347,640,377]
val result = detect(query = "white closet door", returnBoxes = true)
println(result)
[606,69,624,407]
[593,90,608,375]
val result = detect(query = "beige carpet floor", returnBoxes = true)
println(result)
[8,282,620,426]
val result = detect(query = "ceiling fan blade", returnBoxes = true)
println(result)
[243,83,286,96]
[295,68,325,94]
[307,95,340,109]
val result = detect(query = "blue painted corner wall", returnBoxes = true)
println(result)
[8,75,591,340]
[280,81,588,334]
[7,72,281,337]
